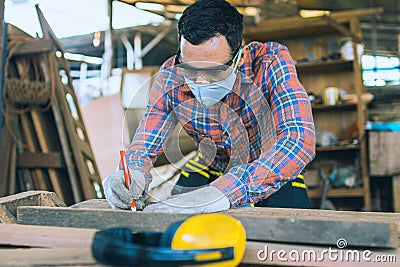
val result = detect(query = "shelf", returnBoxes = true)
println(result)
[312,103,357,111]
[243,8,383,42]
[316,144,360,152]
[307,187,365,198]
[296,60,353,73]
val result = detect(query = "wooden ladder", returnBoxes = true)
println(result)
[0,7,104,204]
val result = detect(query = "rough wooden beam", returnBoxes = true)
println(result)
[17,206,398,248]
[70,198,111,209]
[227,207,400,233]
[0,224,95,248]
[11,38,53,56]
[0,191,66,222]
[72,199,400,233]
[40,191,67,207]
[17,152,65,169]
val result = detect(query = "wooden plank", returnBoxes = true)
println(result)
[8,141,17,194]
[1,223,398,266]
[0,224,95,248]
[227,207,400,234]
[17,152,65,168]
[30,110,65,202]
[0,114,17,197]
[17,206,398,248]
[72,199,400,232]
[19,113,50,190]
[0,191,65,220]
[0,247,95,267]
[1,242,398,267]
[0,191,41,218]
[11,38,54,56]
[2,240,398,267]
[350,17,371,212]
[70,199,111,209]
[40,191,67,207]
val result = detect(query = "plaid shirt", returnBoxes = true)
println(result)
[126,41,316,207]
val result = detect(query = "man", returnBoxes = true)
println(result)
[103,0,316,213]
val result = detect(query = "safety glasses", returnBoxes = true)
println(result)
[174,47,241,83]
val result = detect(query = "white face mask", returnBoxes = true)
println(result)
[185,48,242,108]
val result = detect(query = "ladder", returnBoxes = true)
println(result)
[0,6,104,204]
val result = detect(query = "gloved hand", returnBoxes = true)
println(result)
[103,169,146,210]
[143,186,230,214]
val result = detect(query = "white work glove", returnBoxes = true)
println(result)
[103,169,146,210]
[143,186,230,214]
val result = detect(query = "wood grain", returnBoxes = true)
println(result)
[1,222,398,266]
[0,191,65,223]
[17,206,398,248]
[0,224,95,248]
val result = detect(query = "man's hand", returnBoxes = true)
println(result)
[103,170,146,210]
[143,186,230,214]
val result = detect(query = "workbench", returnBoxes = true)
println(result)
[1,191,399,266]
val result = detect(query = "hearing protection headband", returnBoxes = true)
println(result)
[92,227,234,267]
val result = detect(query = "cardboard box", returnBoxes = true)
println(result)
[369,131,400,176]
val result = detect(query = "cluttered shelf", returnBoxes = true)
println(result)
[312,103,357,111]
[307,187,365,198]
[296,59,353,73]
[242,8,383,42]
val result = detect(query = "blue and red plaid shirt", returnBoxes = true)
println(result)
[126,41,316,207]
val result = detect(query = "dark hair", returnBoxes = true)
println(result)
[178,0,243,53]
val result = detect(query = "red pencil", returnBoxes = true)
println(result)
[120,150,137,211]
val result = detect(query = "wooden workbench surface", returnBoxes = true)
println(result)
[1,191,399,266]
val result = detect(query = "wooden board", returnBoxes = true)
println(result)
[1,241,398,267]
[1,224,398,267]
[0,191,65,221]
[71,199,400,233]
[17,206,398,248]
[0,224,95,248]
[0,247,96,267]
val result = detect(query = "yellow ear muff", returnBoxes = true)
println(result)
[170,213,246,267]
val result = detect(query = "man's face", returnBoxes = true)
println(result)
[179,36,236,84]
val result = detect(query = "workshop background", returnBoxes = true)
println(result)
[1,0,399,212]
